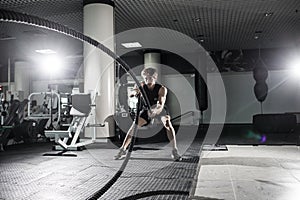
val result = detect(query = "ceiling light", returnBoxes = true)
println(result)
[23,30,47,36]
[121,42,142,48]
[196,34,205,42]
[254,31,262,40]
[264,12,273,17]
[0,37,16,41]
[35,49,57,54]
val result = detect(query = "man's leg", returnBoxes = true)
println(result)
[114,117,147,159]
[161,115,182,161]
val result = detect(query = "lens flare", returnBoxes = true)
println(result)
[246,130,267,143]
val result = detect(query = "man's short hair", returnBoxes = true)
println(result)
[141,68,158,79]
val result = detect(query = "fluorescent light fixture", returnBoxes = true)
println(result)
[0,37,16,41]
[35,49,57,54]
[121,42,142,48]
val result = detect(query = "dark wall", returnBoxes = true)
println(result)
[0,63,14,82]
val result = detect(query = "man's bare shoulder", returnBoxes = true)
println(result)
[158,85,167,95]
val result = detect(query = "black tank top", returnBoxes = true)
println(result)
[142,83,162,107]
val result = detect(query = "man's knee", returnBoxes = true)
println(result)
[138,117,148,127]
[161,115,171,129]
[163,116,172,130]
[127,117,147,135]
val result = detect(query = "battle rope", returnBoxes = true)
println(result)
[120,190,189,200]
[0,8,151,109]
[0,9,190,200]
[0,8,151,199]
[87,95,142,200]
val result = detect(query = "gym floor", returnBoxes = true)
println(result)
[195,145,300,200]
[1,126,300,200]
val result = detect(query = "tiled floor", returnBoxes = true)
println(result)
[192,145,300,200]
[1,136,300,200]
[0,139,200,200]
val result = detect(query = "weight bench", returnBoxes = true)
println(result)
[44,130,72,150]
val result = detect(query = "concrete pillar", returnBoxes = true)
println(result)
[14,61,31,101]
[83,0,115,138]
[144,51,161,83]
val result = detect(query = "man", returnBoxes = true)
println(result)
[114,68,182,161]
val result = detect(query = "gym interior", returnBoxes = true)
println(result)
[1,1,300,200]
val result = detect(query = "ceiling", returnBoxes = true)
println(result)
[0,0,300,76]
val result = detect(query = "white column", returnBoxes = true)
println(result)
[144,51,161,83]
[14,61,31,101]
[83,0,115,138]
[7,58,11,91]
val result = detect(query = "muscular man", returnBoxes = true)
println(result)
[114,68,182,161]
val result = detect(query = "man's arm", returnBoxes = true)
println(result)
[157,86,167,112]
[129,82,144,98]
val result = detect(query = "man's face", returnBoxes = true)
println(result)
[144,75,156,86]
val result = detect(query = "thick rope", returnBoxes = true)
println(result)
[0,8,151,199]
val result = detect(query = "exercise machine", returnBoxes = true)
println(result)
[0,98,29,149]
[43,93,108,156]
[27,91,61,130]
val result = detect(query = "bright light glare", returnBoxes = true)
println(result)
[279,184,300,200]
[289,58,300,78]
[40,55,63,76]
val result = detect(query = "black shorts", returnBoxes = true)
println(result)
[139,107,169,126]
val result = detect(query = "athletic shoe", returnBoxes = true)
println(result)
[171,149,182,161]
[114,148,126,160]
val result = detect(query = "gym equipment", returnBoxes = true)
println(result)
[43,93,107,156]
[253,54,269,113]
[195,70,208,112]
[0,9,151,199]
[27,91,61,130]
[0,99,29,148]
[253,113,297,133]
